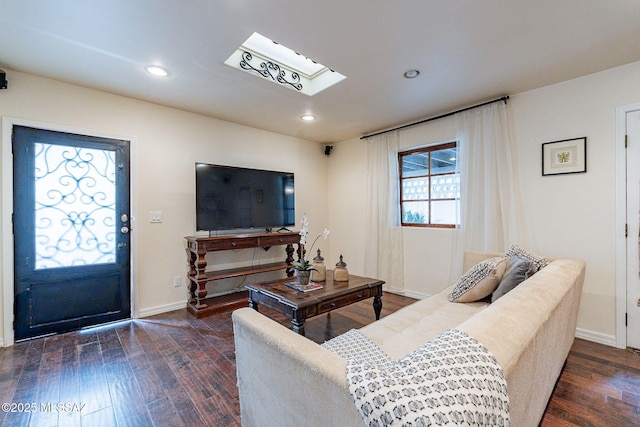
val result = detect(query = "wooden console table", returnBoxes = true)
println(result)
[185,231,301,318]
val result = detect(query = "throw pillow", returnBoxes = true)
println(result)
[506,244,548,273]
[449,256,508,303]
[491,255,535,302]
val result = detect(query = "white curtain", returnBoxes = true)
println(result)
[451,101,525,277]
[364,131,404,292]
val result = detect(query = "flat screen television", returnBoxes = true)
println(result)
[195,163,295,232]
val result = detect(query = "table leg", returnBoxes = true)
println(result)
[285,243,296,277]
[292,319,306,336]
[195,282,208,309]
[373,294,382,320]
[248,295,259,312]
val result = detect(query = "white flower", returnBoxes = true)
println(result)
[299,215,309,246]
[294,216,330,269]
[322,228,330,240]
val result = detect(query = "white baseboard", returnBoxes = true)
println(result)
[575,328,617,348]
[401,290,430,300]
[138,301,187,318]
[383,288,430,300]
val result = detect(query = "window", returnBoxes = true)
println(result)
[399,142,459,228]
[224,32,347,96]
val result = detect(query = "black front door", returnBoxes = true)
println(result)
[12,125,131,340]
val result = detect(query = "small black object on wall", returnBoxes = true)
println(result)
[324,145,333,156]
[0,70,7,89]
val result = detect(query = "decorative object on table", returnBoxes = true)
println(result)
[334,254,349,282]
[295,270,312,286]
[311,249,326,282]
[285,281,324,293]
[289,215,330,286]
[542,137,587,176]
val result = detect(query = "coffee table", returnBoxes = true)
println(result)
[245,272,384,336]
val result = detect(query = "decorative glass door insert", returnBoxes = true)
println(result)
[34,142,116,269]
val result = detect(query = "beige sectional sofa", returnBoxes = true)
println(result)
[232,251,586,426]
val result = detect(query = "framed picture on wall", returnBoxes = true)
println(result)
[542,137,587,176]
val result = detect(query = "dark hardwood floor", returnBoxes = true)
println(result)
[541,338,640,426]
[1,292,639,426]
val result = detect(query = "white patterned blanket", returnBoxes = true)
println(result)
[322,329,510,427]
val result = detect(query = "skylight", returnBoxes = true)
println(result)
[224,32,346,96]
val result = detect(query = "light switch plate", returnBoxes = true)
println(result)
[150,211,163,223]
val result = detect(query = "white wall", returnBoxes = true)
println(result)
[0,70,329,344]
[510,61,640,342]
[328,60,640,344]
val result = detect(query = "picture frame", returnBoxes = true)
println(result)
[541,137,587,176]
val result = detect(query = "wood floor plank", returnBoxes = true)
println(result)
[56,386,82,427]
[29,346,62,427]
[80,406,117,427]
[58,333,79,390]
[546,392,640,426]
[146,396,183,427]
[108,377,153,427]
[77,341,111,416]
[131,366,168,405]
[170,392,207,427]
[560,370,623,401]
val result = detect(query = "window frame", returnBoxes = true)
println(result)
[398,141,458,229]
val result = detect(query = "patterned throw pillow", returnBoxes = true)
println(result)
[506,244,548,272]
[449,256,508,303]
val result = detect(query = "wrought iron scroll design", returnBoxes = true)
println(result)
[34,143,116,269]
[239,51,303,91]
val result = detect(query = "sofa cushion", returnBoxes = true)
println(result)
[491,255,535,302]
[448,256,508,303]
[506,244,548,272]
[361,285,489,359]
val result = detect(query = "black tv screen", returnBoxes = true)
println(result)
[195,163,295,231]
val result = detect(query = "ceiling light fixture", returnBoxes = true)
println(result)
[145,65,169,77]
[403,69,420,79]
[301,115,316,121]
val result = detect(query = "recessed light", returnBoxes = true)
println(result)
[301,115,316,121]
[403,69,420,79]
[145,65,169,77]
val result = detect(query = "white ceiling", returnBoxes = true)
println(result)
[2,1,639,143]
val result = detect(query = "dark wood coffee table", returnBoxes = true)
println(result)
[245,272,384,336]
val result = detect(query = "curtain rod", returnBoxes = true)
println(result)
[360,95,510,140]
